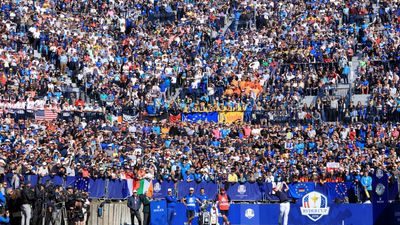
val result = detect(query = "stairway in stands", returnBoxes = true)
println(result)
[349,53,371,106]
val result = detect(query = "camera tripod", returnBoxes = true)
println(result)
[42,202,69,225]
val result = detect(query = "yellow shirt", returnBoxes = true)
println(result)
[228,173,238,183]
[161,127,170,138]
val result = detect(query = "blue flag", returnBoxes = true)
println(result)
[182,112,218,123]
[74,177,90,192]
[288,182,314,199]
[41,176,63,186]
[326,182,353,203]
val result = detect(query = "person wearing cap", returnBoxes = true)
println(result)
[165,188,177,225]
[197,187,210,225]
[181,187,200,225]
[273,181,290,225]
[127,190,142,225]
[215,188,231,225]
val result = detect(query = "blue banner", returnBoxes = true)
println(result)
[182,112,218,123]
[262,182,280,202]
[150,200,167,225]
[19,176,399,204]
[170,202,372,225]
[372,169,389,224]
[89,178,106,198]
[152,180,175,199]
[374,203,400,225]
[239,204,261,224]
[288,182,314,199]
[177,182,218,200]
[42,175,64,186]
[24,175,38,186]
[107,179,129,199]
[388,182,399,201]
[326,182,353,203]
[65,176,77,188]
[227,182,262,201]
[372,169,389,204]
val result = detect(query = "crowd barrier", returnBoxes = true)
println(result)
[17,174,398,203]
[87,201,400,225]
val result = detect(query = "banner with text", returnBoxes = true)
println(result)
[182,112,218,123]
[218,111,244,123]
[150,200,167,225]
[227,182,262,201]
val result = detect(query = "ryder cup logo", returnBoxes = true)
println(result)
[238,185,247,195]
[154,182,161,193]
[300,191,330,222]
[376,169,384,179]
[245,208,255,219]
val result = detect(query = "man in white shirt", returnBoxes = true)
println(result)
[26,97,35,119]
[15,99,26,121]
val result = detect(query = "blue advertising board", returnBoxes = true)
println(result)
[373,203,400,225]
[227,182,262,201]
[150,200,167,225]
[152,180,175,199]
[168,202,372,225]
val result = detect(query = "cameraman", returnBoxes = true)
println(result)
[52,186,68,225]
[68,189,87,225]
[21,183,35,225]
[81,192,90,225]
[65,186,78,225]
[32,184,46,225]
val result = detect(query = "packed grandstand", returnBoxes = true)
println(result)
[0,0,399,224]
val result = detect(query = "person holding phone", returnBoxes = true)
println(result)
[0,210,9,225]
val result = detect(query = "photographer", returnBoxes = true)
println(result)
[52,186,68,225]
[32,184,46,225]
[67,189,88,225]
[65,186,79,225]
[42,183,58,225]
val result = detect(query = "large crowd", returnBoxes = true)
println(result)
[0,0,399,223]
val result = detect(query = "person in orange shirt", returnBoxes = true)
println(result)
[239,79,247,91]
[224,87,234,97]
[231,77,239,88]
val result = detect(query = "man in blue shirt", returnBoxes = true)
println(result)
[197,188,208,203]
[342,65,350,84]
[197,188,209,225]
[181,187,201,225]
[166,188,177,225]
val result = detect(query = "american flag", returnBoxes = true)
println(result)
[303,196,310,208]
[35,109,59,121]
